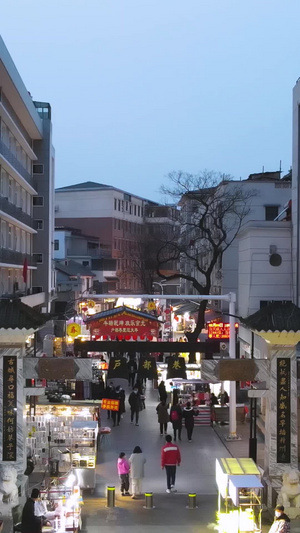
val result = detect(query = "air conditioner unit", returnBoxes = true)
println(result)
[270,245,277,254]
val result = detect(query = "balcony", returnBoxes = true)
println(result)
[0,249,35,267]
[0,196,33,228]
[0,139,33,187]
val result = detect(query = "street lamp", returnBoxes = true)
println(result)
[152,280,167,294]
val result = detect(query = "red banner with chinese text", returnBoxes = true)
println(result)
[101,398,120,411]
[88,311,159,339]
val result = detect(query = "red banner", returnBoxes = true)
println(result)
[88,311,159,340]
[101,398,120,411]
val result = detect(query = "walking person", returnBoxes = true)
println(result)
[128,386,141,426]
[170,402,182,441]
[161,435,181,493]
[269,505,290,532]
[128,358,137,388]
[156,400,169,436]
[117,452,130,496]
[182,401,198,442]
[105,381,115,420]
[129,446,146,499]
[111,385,125,427]
[158,380,168,402]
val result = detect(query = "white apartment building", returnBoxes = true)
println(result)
[0,37,55,311]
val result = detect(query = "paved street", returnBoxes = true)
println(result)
[80,384,273,532]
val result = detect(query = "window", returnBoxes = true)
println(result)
[34,220,43,230]
[8,225,12,249]
[114,198,117,210]
[33,253,43,264]
[32,286,43,294]
[54,240,59,251]
[265,205,279,221]
[118,199,121,211]
[126,201,128,211]
[33,196,44,206]
[129,204,132,214]
[124,193,131,201]
[138,206,141,216]
[1,220,6,248]
[33,164,44,174]
[82,261,89,267]
[134,205,137,216]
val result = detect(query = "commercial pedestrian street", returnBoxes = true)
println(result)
[80,385,270,533]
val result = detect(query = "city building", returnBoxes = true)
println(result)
[0,36,55,311]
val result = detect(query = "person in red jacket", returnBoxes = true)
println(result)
[161,434,181,493]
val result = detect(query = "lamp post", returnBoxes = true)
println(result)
[152,280,166,294]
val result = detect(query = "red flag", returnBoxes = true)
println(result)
[23,257,28,283]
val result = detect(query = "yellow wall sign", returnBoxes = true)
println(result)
[67,323,81,337]
[88,300,95,308]
[147,301,156,311]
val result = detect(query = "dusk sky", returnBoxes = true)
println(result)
[1,0,300,202]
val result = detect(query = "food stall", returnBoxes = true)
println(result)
[39,481,83,532]
[216,458,263,532]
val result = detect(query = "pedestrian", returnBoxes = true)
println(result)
[268,505,290,532]
[21,488,42,533]
[105,381,115,420]
[170,402,182,441]
[161,434,181,493]
[129,445,146,499]
[210,392,219,406]
[111,385,125,427]
[156,400,169,436]
[128,358,137,388]
[182,401,198,442]
[128,386,141,426]
[158,380,168,402]
[135,379,146,409]
[117,452,130,496]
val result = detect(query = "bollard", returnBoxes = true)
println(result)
[186,493,197,509]
[143,492,155,509]
[106,485,115,508]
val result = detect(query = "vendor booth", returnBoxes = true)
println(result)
[216,458,263,532]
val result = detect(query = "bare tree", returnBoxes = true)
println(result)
[158,170,256,359]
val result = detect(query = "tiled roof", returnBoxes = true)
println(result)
[0,298,48,330]
[85,305,161,323]
[241,301,300,332]
[55,260,95,277]
[55,181,113,192]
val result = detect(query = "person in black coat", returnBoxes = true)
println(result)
[105,381,115,419]
[182,402,198,442]
[128,359,138,388]
[158,380,167,402]
[111,385,126,426]
[170,402,183,441]
[128,386,141,425]
[21,488,42,533]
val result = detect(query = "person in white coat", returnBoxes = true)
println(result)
[129,445,146,499]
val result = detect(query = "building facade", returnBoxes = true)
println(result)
[0,37,55,311]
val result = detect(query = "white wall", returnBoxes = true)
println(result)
[238,222,292,317]
[292,81,300,305]
[54,230,67,259]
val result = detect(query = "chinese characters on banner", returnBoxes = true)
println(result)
[138,356,158,380]
[101,398,120,411]
[3,356,17,461]
[89,311,159,338]
[167,357,187,379]
[277,358,291,463]
[107,357,129,380]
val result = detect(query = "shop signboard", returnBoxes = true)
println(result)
[167,357,187,379]
[208,322,239,339]
[2,356,17,461]
[89,310,159,339]
[277,358,291,463]
[138,356,158,380]
[101,398,120,411]
[107,357,129,380]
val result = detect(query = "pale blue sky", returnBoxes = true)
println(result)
[1,0,299,201]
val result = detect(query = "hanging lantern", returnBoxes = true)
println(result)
[132,334,138,341]
[111,334,116,340]
[140,335,145,341]
[147,335,153,341]
[118,334,124,341]
[125,334,131,341]
[81,306,88,312]
[103,335,108,340]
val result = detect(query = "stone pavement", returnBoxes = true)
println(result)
[79,384,279,532]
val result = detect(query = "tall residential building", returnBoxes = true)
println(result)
[55,181,157,292]
[0,37,55,311]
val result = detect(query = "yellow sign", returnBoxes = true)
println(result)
[147,301,156,311]
[67,323,81,338]
[88,300,95,308]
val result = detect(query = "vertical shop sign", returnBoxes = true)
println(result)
[138,356,158,380]
[2,356,17,461]
[277,358,291,463]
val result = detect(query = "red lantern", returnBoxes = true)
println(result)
[111,334,116,340]
[125,334,131,341]
[147,335,153,341]
[140,335,145,341]
[132,335,138,341]
[118,334,124,341]
[103,335,108,340]
[174,316,179,322]
[82,307,88,312]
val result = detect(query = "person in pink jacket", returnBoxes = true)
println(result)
[117,452,130,496]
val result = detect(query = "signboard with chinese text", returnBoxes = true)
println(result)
[88,310,159,339]
[2,356,17,461]
[67,323,81,337]
[207,322,239,339]
[277,358,291,463]
[107,357,129,380]
[138,356,158,380]
[101,398,120,411]
[167,357,187,379]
